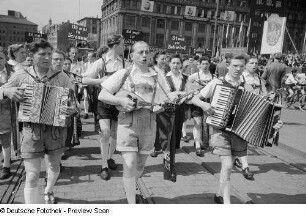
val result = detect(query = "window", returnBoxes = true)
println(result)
[276,1,282,8]
[157,19,165,28]
[198,24,206,33]
[155,3,162,13]
[143,33,150,43]
[162,4,167,14]
[176,6,181,15]
[131,0,137,9]
[185,36,192,46]
[123,0,131,8]
[125,15,136,28]
[266,0,273,6]
[256,0,263,5]
[171,21,179,31]
[185,22,192,31]
[156,34,164,46]
[142,17,151,28]
[171,6,175,14]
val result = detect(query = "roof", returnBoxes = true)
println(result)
[77,17,101,22]
[0,15,38,26]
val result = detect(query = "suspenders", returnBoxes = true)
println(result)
[166,74,188,92]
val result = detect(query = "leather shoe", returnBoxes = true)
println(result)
[107,158,117,170]
[0,167,11,180]
[83,114,88,119]
[214,194,223,204]
[150,151,158,157]
[196,148,203,157]
[100,167,110,180]
[181,136,190,143]
[242,167,254,180]
[234,158,242,169]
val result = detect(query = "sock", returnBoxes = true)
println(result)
[240,156,249,169]
[182,122,187,137]
[84,99,89,114]
[44,167,60,194]
[123,176,136,204]
[24,187,39,204]
[100,138,109,168]
[108,137,116,160]
[2,146,11,168]
[135,169,144,180]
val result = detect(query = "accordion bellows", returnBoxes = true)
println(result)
[206,84,281,147]
[18,83,72,127]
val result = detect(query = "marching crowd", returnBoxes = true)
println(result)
[0,34,304,205]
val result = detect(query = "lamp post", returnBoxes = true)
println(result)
[212,0,220,57]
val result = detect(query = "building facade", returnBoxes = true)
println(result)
[0,10,38,48]
[100,0,250,53]
[77,17,101,50]
[249,0,306,54]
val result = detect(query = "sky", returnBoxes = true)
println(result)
[0,0,102,30]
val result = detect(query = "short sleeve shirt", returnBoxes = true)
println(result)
[102,65,169,104]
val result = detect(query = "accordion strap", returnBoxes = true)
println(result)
[24,68,61,84]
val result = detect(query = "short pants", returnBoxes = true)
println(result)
[97,101,119,121]
[0,132,11,149]
[210,129,247,157]
[190,104,203,118]
[21,123,66,159]
[116,109,156,154]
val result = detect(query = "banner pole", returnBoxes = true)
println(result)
[285,27,298,54]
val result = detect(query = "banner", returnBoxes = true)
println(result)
[140,0,154,12]
[68,24,88,41]
[260,14,286,54]
[25,32,47,43]
[223,11,235,21]
[122,29,143,45]
[167,35,187,53]
[184,6,196,17]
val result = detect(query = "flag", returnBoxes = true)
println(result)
[225,23,229,39]
[231,26,235,47]
[237,21,243,46]
[140,0,154,12]
[247,18,251,38]
[220,24,225,47]
[303,30,306,44]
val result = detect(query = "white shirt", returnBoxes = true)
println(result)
[296,73,306,84]
[285,73,298,85]
[242,70,262,95]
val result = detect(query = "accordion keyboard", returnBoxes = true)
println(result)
[206,85,236,129]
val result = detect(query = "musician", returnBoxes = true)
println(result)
[188,56,213,156]
[98,41,169,204]
[0,39,78,204]
[82,34,125,180]
[0,50,12,180]
[192,54,283,204]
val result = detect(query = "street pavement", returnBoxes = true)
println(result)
[0,107,306,204]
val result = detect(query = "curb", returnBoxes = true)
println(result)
[277,142,306,159]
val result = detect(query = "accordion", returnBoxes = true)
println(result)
[18,83,73,127]
[206,84,282,147]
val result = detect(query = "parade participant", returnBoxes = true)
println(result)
[25,56,34,67]
[262,53,287,93]
[188,56,213,156]
[0,50,12,180]
[192,54,283,204]
[7,44,27,72]
[215,53,232,79]
[150,51,170,157]
[98,41,169,204]
[233,55,262,180]
[82,34,125,180]
[0,39,78,204]
[82,52,97,119]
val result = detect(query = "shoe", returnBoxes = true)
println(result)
[100,167,110,180]
[0,167,11,180]
[234,158,242,169]
[61,153,69,160]
[182,136,190,143]
[83,114,88,119]
[214,194,223,204]
[242,167,254,180]
[196,148,204,157]
[107,158,117,170]
[44,192,56,204]
[150,151,158,157]
[136,194,142,204]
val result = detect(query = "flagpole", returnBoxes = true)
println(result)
[246,18,251,53]
[212,0,219,57]
[285,27,298,54]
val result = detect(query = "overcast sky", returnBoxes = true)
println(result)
[0,0,102,30]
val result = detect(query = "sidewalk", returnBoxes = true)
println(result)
[1,113,306,204]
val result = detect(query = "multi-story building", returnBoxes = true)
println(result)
[0,10,38,48]
[42,20,88,52]
[249,0,306,54]
[77,17,101,49]
[100,0,250,54]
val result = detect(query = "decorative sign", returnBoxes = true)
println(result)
[68,24,88,41]
[261,14,286,54]
[184,6,196,17]
[25,32,47,43]
[122,29,143,45]
[140,0,154,12]
[167,35,187,52]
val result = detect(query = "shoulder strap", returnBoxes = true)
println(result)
[180,74,188,91]
[240,75,246,87]
[46,71,62,82]
[100,57,106,78]
[23,68,40,83]
[122,57,125,68]
[166,76,175,92]
[118,66,133,91]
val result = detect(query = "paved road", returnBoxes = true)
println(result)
[1,107,306,204]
